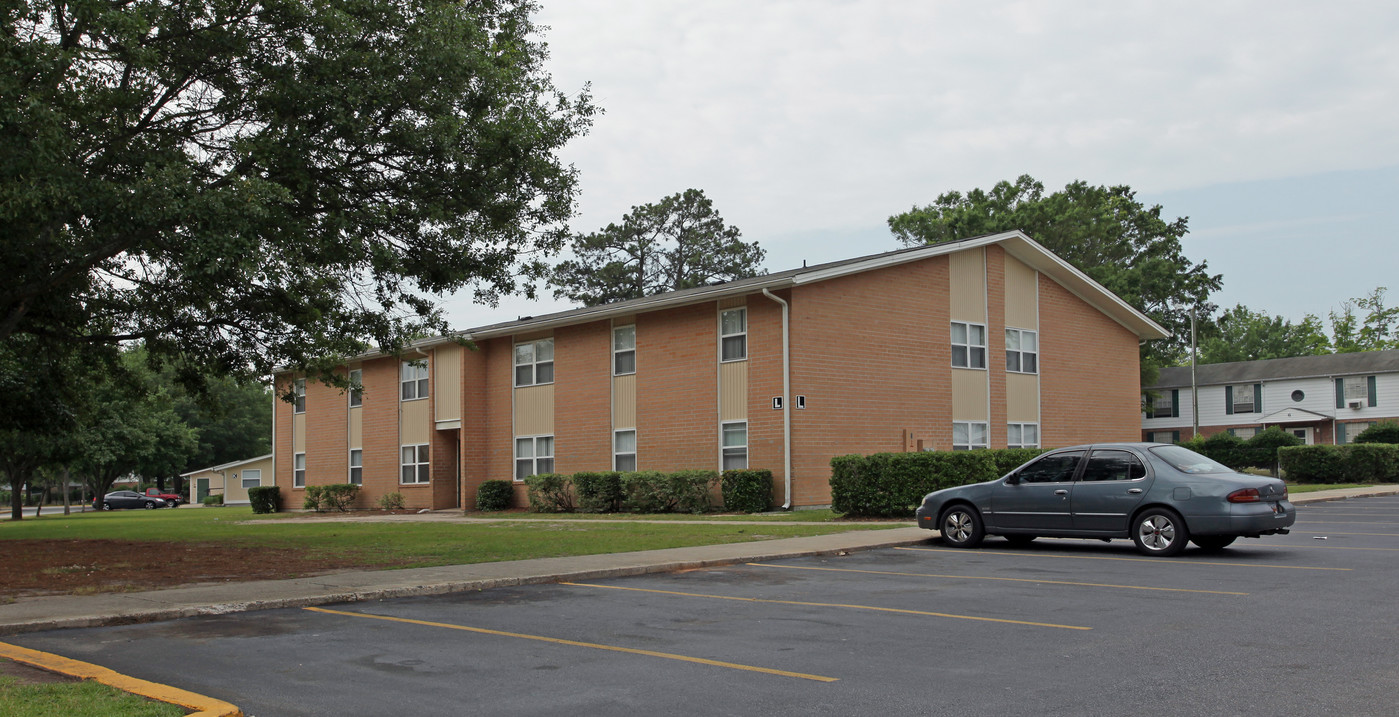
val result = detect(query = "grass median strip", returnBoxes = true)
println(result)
[561,581,1093,630]
[745,562,1249,595]
[303,606,837,682]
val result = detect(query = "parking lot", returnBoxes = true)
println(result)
[13,495,1399,716]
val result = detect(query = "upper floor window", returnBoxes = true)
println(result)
[1007,423,1039,449]
[721,308,746,362]
[348,369,363,408]
[401,360,429,401]
[1005,328,1038,374]
[1336,376,1377,408]
[952,421,988,450]
[515,338,554,387]
[614,326,636,376]
[293,378,306,414]
[1226,383,1259,414]
[951,322,986,369]
[1146,389,1178,419]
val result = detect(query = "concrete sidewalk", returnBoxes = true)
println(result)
[2,486,1395,636]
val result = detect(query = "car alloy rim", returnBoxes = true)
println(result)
[1139,515,1176,551]
[944,511,971,542]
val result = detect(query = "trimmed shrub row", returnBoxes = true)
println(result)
[1179,427,1302,472]
[510,469,775,514]
[303,483,359,512]
[1279,444,1399,484]
[1354,421,1399,444]
[248,486,280,514]
[830,448,1045,518]
[477,480,513,511]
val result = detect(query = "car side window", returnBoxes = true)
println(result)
[1016,451,1085,484]
[1080,450,1147,482]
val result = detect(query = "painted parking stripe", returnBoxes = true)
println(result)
[1286,531,1399,537]
[1294,520,1399,526]
[895,546,1352,570]
[561,582,1092,630]
[1234,543,1399,552]
[744,562,1248,595]
[303,606,837,683]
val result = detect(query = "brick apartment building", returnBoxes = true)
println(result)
[272,230,1169,511]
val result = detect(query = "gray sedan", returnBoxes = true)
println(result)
[915,443,1295,556]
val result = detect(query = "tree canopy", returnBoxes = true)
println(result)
[1,0,595,383]
[1329,287,1399,353]
[1197,305,1331,364]
[888,175,1221,370]
[550,189,766,306]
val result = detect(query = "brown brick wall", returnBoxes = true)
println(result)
[303,371,349,499]
[1038,279,1142,446]
[554,321,612,474]
[636,303,720,472]
[360,356,404,508]
[986,246,1008,448]
[460,344,489,508]
[747,293,787,506]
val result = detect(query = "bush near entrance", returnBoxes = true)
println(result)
[1279,444,1399,483]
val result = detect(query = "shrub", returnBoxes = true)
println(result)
[319,484,359,512]
[525,473,575,513]
[830,450,1000,517]
[1354,421,1399,445]
[378,492,406,510]
[202,494,224,507]
[573,472,623,513]
[1242,427,1302,471]
[1279,446,1348,484]
[620,471,673,513]
[248,486,280,514]
[670,470,718,514]
[1343,444,1399,483]
[303,485,324,511]
[722,469,773,513]
[991,448,1047,476]
[476,480,514,511]
[1187,431,1247,470]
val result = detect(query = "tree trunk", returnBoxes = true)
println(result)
[62,467,72,516]
[8,474,21,521]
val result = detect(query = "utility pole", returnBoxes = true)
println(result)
[1191,307,1199,438]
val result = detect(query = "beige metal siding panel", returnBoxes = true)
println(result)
[292,413,306,453]
[951,368,989,420]
[434,344,463,422]
[1006,373,1040,423]
[1004,255,1038,329]
[513,385,555,435]
[949,249,987,322]
[720,360,748,421]
[225,456,275,504]
[400,398,432,445]
[348,407,363,449]
[612,374,636,429]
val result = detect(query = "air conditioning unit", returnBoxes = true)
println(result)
[1348,399,1365,409]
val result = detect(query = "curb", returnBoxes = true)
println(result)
[0,640,242,716]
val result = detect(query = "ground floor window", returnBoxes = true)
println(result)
[401,444,430,484]
[1229,427,1258,439]
[614,429,637,472]
[293,453,306,487]
[953,421,988,451]
[1007,423,1039,449]
[515,435,554,480]
[1150,430,1181,444]
[241,469,262,490]
[722,422,747,470]
[349,449,363,485]
[1338,422,1373,445]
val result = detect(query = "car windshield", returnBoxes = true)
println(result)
[1149,445,1233,474]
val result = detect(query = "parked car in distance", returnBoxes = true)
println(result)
[143,487,183,507]
[96,491,168,511]
[915,443,1295,557]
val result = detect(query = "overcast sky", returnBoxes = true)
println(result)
[442,1,1399,332]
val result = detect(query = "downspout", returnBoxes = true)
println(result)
[761,289,792,509]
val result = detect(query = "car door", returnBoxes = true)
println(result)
[1070,449,1151,533]
[988,450,1085,531]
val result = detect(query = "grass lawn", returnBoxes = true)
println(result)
[470,508,860,522]
[0,674,183,717]
[1285,483,1372,494]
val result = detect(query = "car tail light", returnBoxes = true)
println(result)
[1227,488,1261,503]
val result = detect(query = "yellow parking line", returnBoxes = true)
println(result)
[0,641,241,717]
[561,582,1092,630]
[303,606,837,682]
[745,562,1248,595]
[895,546,1352,570]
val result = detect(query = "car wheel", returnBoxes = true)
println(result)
[1132,508,1189,557]
[1191,535,1236,552]
[1004,535,1037,547]
[144,501,157,510]
[167,501,178,508]
[939,505,985,548]
[102,501,112,511]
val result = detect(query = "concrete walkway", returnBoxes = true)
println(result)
[1,486,1394,636]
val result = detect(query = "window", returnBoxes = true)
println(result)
[401,360,429,401]
[720,308,746,362]
[951,322,987,369]
[1339,422,1374,445]
[613,326,636,376]
[293,453,306,488]
[1226,383,1259,414]
[722,422,747,470]
[1291,389,1305,403]
[348,369,363,408]
[1336,375,1377,408]
[614,429,637,472]
[1150,430,1181,444]
[241,469,262,490]
[515,435,554,480]
[1007,423,1039,449]
[1080,450,1146,482]
[349,449,363,485]
[401,444,430,484]
[1005,328,1038,374]
[293,378,306,414]
[514,339,555,387]
[1147,389,1178,419]
[1016,451,1084,483]
[952,421,988,450]
[1229,427,1258,439]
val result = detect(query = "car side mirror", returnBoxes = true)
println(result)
[1005,472,1020,485]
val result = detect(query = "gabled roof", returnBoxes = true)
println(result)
[1150,349,1399,389]
[180,454,274,477]
[1260,407,1331,424]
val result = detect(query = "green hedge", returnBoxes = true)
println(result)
[248,486,280,514]
[1279,444,1399,483]
[722,469,773,513]
[573,472,624,513]
[1181,427,1302,472]
[830,450,1002,518]
[202,494,224,507]
[303,484,358,512]
[524,473,575,513]
[1354,421,1399,444]
[476,480,514,511]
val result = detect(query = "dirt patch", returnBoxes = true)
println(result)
[0,658,78,684]
[0,539,384,599]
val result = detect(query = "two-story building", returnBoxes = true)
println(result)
[273,230,1169,511]
[1142,349,1399,445]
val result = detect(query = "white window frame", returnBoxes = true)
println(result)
[514,338,555,387]
[721,421,748,470]
[400,443,430,485]
[293,452,306,488]
[951,322,987,370]
[1007,423,1039,449]
[1343,377,1368,402]
[401,360,429,401]
[1150,392,1176,418]
[293,378,306,414]
[613,325,636,376]
[614,429,637,472]
[515,435,555,481]
[1231,384,1256,414]
[1005,328,1038,374]
[953,421,989,451]
[348,368,363,408]
[720,308,747,362]
[349,449,363,485]
[241,469,262,490]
